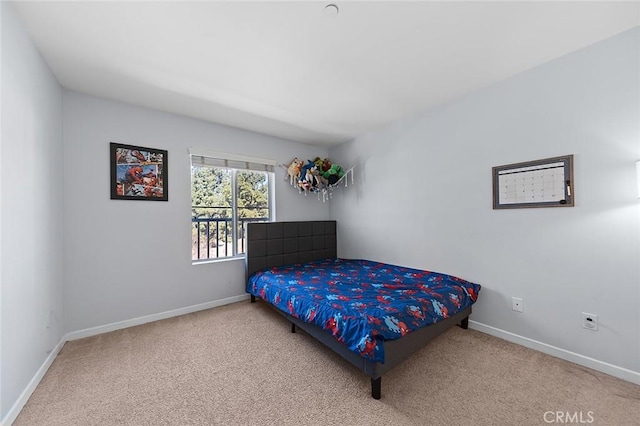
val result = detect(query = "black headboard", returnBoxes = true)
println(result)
[245,221,337,280]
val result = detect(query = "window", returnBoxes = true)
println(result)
[190,149,275,262]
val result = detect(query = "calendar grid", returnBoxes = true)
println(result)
[492,155,573,209]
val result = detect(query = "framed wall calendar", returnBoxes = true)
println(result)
[492,155,574,209]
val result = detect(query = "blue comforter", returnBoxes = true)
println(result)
[248,258,480,363]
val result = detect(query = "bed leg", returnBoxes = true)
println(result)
[460,316,469,330]
[371,377,381,400]
[291,323,296,333]
[250,295,256,303]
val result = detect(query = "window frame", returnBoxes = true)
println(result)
[190,148,276,263]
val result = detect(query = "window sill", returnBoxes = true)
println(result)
[192,255,245,266]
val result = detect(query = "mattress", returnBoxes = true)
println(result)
[247,258,481,363]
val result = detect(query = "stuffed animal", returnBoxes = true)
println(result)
[299,160,316,184]
[298,178,312,191]
[313,157,324,170]
[322,164,345,185]
[322,158,332,172]
[286,158,303,186]
[305,167,318,188]
[312,167,328,189]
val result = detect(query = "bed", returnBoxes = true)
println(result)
[245,220,480,399]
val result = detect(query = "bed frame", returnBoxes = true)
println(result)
[245,220,471,399]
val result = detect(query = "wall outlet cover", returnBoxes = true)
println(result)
[512,297,524,313]
[582,312,598,331]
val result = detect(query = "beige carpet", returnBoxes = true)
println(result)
[15,301,640,426]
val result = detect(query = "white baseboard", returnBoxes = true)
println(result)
[66,294,250,341]
[0,295,250,426]
[1,337,66,426]
[469,320,640,385]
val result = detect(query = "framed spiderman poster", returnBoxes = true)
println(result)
[110,142,168,201]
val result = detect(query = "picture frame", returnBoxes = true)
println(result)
[492,155,574,209]
[110,142,168,201]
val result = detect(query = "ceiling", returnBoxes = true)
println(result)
[11,1,640,146]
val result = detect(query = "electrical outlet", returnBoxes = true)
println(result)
[582,313,598,331]
[512,297,524,313]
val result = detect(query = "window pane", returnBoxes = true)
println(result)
[191,166,232,260]
[191,162,273,262]
[237,171,270,254]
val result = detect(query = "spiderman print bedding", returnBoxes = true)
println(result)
[247,258,481,363]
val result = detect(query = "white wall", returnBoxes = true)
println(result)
[330,28,640,376]
[0,2,4,418]
[1,2,64,421]
[62,91,330,333]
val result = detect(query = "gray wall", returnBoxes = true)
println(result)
[62,91,330,333]
[2,3,638,420]
[330,28,640,374]
[1,2,64,420]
